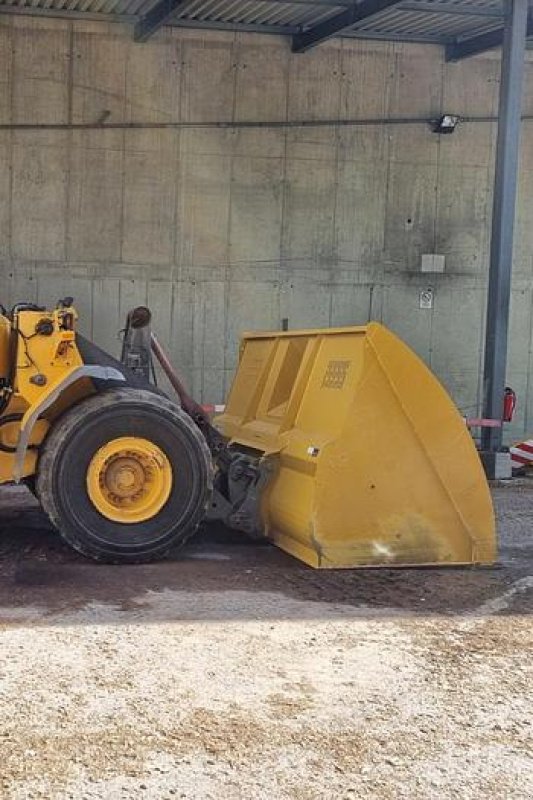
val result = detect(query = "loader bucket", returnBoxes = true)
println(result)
[215,323,496,568]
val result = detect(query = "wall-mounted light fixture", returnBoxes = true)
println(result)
[432,114,460,134]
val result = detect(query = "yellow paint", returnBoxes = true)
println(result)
[0,392,49,482]
[215,322,496,569]
[0,305,92,481]
[0,315,11,378]
[86,436,173,523]
[14,308,84,406]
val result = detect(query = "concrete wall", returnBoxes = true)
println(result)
[1,16,533,441]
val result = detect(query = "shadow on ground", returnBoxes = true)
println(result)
[0,484,531,623]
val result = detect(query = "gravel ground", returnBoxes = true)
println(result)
[0,482,531,799]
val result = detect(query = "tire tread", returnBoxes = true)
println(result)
[36,388,212,563]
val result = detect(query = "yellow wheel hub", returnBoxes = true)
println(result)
[86,437,172,524]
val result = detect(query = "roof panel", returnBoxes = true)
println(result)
[172,0,347,28]
[350,7,504,40]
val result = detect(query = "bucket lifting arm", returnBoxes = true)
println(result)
[120,307,273,535]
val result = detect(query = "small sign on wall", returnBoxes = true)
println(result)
[419,287,434,309]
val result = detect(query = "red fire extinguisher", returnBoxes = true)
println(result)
[503,386,517,422]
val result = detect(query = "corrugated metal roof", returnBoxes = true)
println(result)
[0,0,530,51]
[171,0,348,29]
[346,4,505,42]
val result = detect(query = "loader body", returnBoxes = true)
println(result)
[0,302,495,568]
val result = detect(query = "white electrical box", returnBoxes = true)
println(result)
[421,254,445,273]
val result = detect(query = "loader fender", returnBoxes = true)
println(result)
[14,365,125,482]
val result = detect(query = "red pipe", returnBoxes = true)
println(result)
[150,333,209,424]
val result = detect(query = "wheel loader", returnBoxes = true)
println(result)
[0,299,496,567]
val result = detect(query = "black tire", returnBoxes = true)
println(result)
[36,388,212,563]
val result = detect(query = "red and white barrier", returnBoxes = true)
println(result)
[464,417,502,429]
[510,440,533,472]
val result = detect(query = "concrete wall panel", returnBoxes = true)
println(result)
[443,56,500,118]
[286,280,331,329]
[519,129,533,173]
[191,280,226,400]
[382,282,433,362]
[5,264,38,307]
[337,126,388,165]
[330,284,375,327]
[508,287,532,383]
[0,21,10,125]
[67,132,123,262]
[180,37,235,123]
[384,163,438,269]
[282,158,337,267]
[225,280,279,369]
[286,44,340,160]
[507,287,532,444]
[0,134,10,261]
[435,166,490,274]
[12,18,69,126]
[91,277,121,357]
[285,128,337,164]
[340,41,394,118]
[124,33,180,123]
[389,44,442,116]
[11,134,68,261]
[232,128,285,160]
[229,155,283,265]
[514,170,533,276]
[430,283,484,413]
[336,160,387,264]
[288,44,341,122]
[177,147,232,270]
[72,24,127,124]
[122,130,177,265]
[234,36,288,122]
[388,124,438,165]
[170,279,194,386]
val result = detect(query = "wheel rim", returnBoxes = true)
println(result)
[86,436,173,524]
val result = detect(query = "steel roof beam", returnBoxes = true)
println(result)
[292,0,403,52]
[134,0,190,43]
[446,13,533,61]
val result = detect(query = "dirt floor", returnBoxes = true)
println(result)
[0,483,531,800]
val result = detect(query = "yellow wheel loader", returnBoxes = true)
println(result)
[0,300,496,567]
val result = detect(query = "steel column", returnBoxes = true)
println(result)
[481,0,528,461]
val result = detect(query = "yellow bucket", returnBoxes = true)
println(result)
[215,323,496,568]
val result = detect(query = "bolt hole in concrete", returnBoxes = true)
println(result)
[0,483,531,799]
